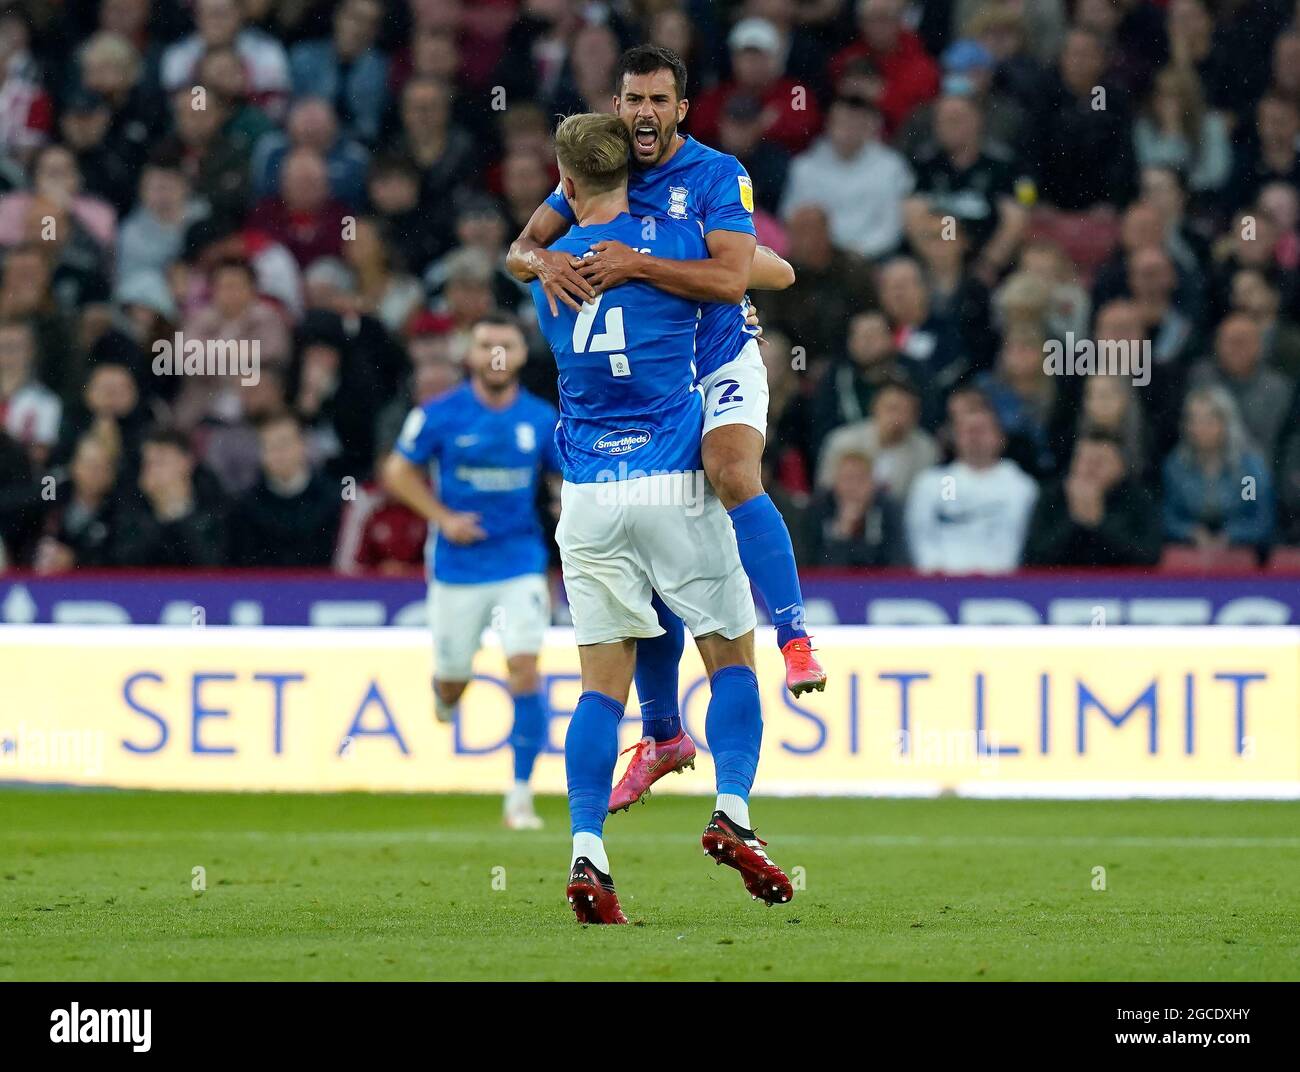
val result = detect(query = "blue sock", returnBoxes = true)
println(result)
[565,690,624,836]
[727,493,807,649]
[509,691,547,782]
[634,592,684,742]
[704,665,763,799]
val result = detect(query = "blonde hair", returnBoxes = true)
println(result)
[554,113,631,194]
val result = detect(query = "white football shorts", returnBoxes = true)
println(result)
[426,572,550,681]
[698,338,769,439]
[556,472,757,646]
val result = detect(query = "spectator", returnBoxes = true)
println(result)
[0,318,60,466]
[809,310,914,458]
[690,17,823,155]
[715,94,790,217]
[897,38,1028,160]
[51,359,147,479]
[976,324,1057,478]
[1125,245,1198,367]
[197,43,276,150]
[807,448,908,567]
[0,142,116,252]
[1053,372,1152,482]
[111,426,226,567]
[757,328,815,494]
[33,430,120,572]
[1023,429,1162,567]
[1230,266,1300,380]
[780,93,912,260]
[76,30,168,185]
[1133,65,1232,195]
[0,4,52,166]
[162,83,251,223]
[829,0,940,137]
[341,217,423,336]
[117,148,206,281]
[289,0,390,145]
[248,149,349,270]
[877,255,968,426]
[905,93,1031,281]
[173,258,291,431]
[251,97,371,208]
[1223,94,1300,217]
[364,154,449,278]
[59,88,138,217]
[290,314,384,481]
[499,148,555,238]
[1162,386,1274,552]
[1189,313,1295,459]
[0,243,78,400]
[229,411,342,567]
[549,21,622,118]
[392,77,477,205]
[1027,27,1137,210]
[762,204,877,361]
[817,376,938,499]
[160,0,290,118]
[905,401,1038,573]
[913,213,998,373]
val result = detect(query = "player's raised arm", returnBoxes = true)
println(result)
[580,227,756,305]
[751,244,795,290]
[506,201,596,315]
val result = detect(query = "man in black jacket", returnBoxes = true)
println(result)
[229,411,341,567]
[1023,429,1161,567]
[111,427,227,567]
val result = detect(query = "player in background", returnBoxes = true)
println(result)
[381,314,561,831]
[534,112,793,924]
[507,45,825,815]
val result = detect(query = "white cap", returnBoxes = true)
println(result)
[728,17,782,55]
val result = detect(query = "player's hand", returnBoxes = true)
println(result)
[744,297,766,346]
[578,241,641,293]
[439,511,487,545]
[528,248,595,316]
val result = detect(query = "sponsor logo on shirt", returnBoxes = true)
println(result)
[593,429,652,456]
[738,175,754,213]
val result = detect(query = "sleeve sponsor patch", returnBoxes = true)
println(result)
[738,175,754,213]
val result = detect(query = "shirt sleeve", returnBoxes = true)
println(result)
[544,183,577,225]
[394,402,444,466]
[700,156,757,238]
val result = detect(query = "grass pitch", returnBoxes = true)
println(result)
[1,790,1297,981]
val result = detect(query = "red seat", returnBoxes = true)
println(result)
[1159,545,1259,574]
[1267,546,1300,572]
[1026,207,1121,286]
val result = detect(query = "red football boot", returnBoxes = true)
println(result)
[608,729,697,813]
[701,810,794,906]
[566,857,629,924]
[781,636,826,696]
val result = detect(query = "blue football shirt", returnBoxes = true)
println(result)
[395,382,562,583]
[544,135,756,379]
[529,212,706,483]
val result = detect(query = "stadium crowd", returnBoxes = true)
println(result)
[0,0,1298,575]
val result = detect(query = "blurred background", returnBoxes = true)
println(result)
[0,0,1298,612]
